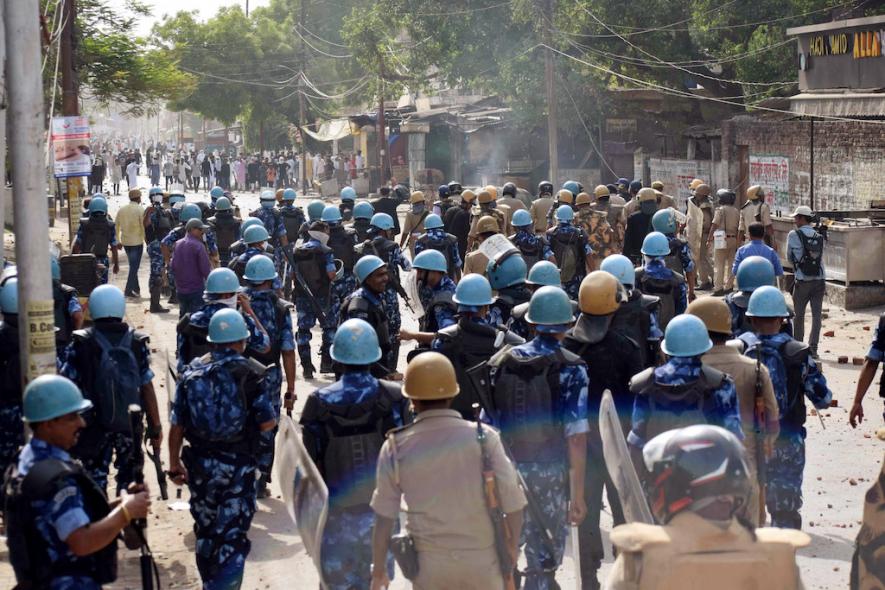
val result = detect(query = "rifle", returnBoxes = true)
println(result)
[127,405,161,590]
[144,416,169,501]
[387,270,415,314]
[473,403,517,590]
[753,351,768,526]
[281,244,327,324]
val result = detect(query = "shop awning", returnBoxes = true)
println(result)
[301,119,354,142]
[790,92,885,118]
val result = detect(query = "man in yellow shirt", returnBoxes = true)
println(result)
[116,188,146,297]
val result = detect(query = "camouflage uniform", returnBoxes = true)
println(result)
[547,223,593,300]
[576,208,616,261]
[664,233,696,274]
[230,247,282,290]
[591,199,626,252]
[865,314,885,421]
[59,325,154,494]
[641,258,688,317]
[738,332,832,529]
[418,275,458,331]
[73,221,118,285]
[250,207,288,278]
[414,228,464,271]
[146,207,170,292]
[487,335,590,590]
[510,228,554,263]
[300,372,409,589]
[175,300,270,374]
[15,438,107,589]
[0,319,24,472]
[294,239,337,367]
[627,356,742,449]
[171,348,274,588]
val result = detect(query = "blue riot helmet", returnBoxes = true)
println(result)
[652,209,678,235]
[207,308,250,343]
[340,186,356,202]
[526,261,561,287]
[259,190,276,208]
[412,250,447,273]
[354,255,387,284]
[215,197,232,212]
[179,203,202,223]
[282,188,297,201]
[661,314,713,357]
[88,284,126,320]
[88,196,108,215]
[525,286,573,332]
[210,186,224,202]
[511,209,533,228]
[735,256,776,293]
[370,213,394,231]
[487,253,527,290]
[22,375,93,423]
[331,319,382,365]
[453,274,495,307]
[423,214,444,230]
[243,225,270,245]
[555,206,574,223]
[641,232,671,257]
[745,285,790,318]
[0,277,19,314]
[307,200,326,221]
[353,201,375,220]
[244,255,278,283]
[321,205,343,223]
[205,268,241,294]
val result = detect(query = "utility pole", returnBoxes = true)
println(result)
[298,0,307,192]
[61,0,84,244]
[5,0,57,380]
[377,65,387,187]
[0,0,7,242]
[543,0,558,185]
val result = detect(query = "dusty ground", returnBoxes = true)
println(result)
[1,177,883,589]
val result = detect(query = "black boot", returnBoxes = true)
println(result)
[149,288,169,313]
[319,345,334,374]
[298,346,315,379]
[168,287,178,305]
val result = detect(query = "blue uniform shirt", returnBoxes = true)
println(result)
[664,233,695,273]
[488,334,590,438]
[60,325,154,386]
[512,228,555,260]
[414,228,463,269]
[419,275,457,330]
[732,239,784,276]
[628,356,742,447]
[250,207,287,241]
[245,288,295,352]
[868,315,885,362]
[176,301,270,374]
[301,238,337,273]
[644,258,688,316]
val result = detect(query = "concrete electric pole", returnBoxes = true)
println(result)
[5,0,57,380]
[60,0,84,244]
[543,0,559,185]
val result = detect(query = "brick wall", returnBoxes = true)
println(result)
[722,116,885,213]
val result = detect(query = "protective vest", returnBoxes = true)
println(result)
[629,365,726,442]
[726,291,751,336]
[610,514,806,590]
[357,237,399,281]
[177,314,212,369]
[566,316,639,404]
[0,321,22,407]
[144,207,173,243]
[612,291,659,368]
[302,381,403,508]
[416,232,459,277]
[665,236,688,275]
[510,233,547,269]
[352,219,372,242]
[53,282,77,345]
[549,226,587,282]
[740,338,810,431]
[209,213,239,253]
[635,267,684,330]
[490,286,532,327]
[418,290,456,333]
[68,325,147,406]
[79,216,112,257]
[246,295,292,367]
[328,225,357,273]
[280,207,305,241]
[341,293,391,354]
[488,347,583,462]
[435,319,523,419]
[293,244,333,299]
[437,198,455,217]
[4,458,117,587]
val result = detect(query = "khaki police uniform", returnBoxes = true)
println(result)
[738,199,773,242]
[701,344,780,526]
[463,250,490,277]
[531,197,555,234]
[371,409,527,590]
[469,208,506,242]
[686,197,714,286]
[656,192,677,211]
[402,210,429,258]
[605,511,808,590]
[711,204,741,292]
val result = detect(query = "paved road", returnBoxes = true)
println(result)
[0,177,881,589]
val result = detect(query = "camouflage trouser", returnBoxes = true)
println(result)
[73,430,136,495]
[765,430,805,529]
[95,255,110,285]
[563,275,584,301]
[257,365,282,481]
[518,461,569,590]
[47,576,101,589]
[329,274,357,325]
[321,508,394,590]
[295,297,335,363]
[0,405,24,474]
[147,240,165,290]
[382,287,402,368]
[183,446,257,590]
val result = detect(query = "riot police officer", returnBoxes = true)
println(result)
[339,186,357,222]
[547,205,594,300]
[606,425,808,590]
[339,255,394,378]
[726,256,779,337]
[433,183,454,217]
[279,187,306,245]
[228,217,265,262]
[591,184,626,252]
[292,221,337,378]
[651,207,697,302]
[0,278,24,471]
[432,273,524,419]
[686,183,715,290]
[402,191,430,257]
[487,252,533,340]
[414,213,462,279]
[739,185,774,247]
[50,256,85,348]
[4,375,151,589]
[60,285,163,495]
[175,267,270,375]
[208,196,241,267]
[370,186,402,239]
[301,319,409,589]
[168,309,276,589]
[510,209,555,271]
[574,193,615,267]
[622,188,658,265]
[634,232,688,330]
[229,225,277,287]
[243,256,296,497]
[564,271,642,588]
[484,285,588,589]
[737,286,832,529]
[250,190,289,279]
[399,250,458,347]
[545,189,575,230]
[600,254,662,369]
[356,213,412,370]
[531,180,555,235]
[469,189,506,250]
[445,188,474,261]
[463,214,498,277]
[72,196,119,285]
[323,205,359,338]
[144,186,174,313]
[351,201,375,242]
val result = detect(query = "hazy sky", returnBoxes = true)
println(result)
[134,0,270,36]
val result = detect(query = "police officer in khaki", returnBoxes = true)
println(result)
[370,352,527,590]
[605,425,808,590]
[402,191,430,258]
[591,184,626,252]
[469,189,507,249]
[463,215,500,277]
[688,297,780,526]
[685,183,715,290]
[650,181,677,210]
[531,181,556,235]
[739,185,774,248]
[707,188,742,296]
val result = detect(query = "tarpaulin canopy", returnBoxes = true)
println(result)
[301,119,353,142]
[790,92,885,118]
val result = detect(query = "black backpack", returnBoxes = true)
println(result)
[795,229,824,276]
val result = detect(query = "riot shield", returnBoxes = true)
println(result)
[275,414,329,589]
[599,390,654,524]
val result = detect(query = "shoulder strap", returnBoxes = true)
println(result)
[629,367,657,395]
[700,365,727,388]
[21,459,77,499]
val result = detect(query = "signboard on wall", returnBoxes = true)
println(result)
[749,155,790,211]
[51,116,91,178]
[647,158,712,211]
